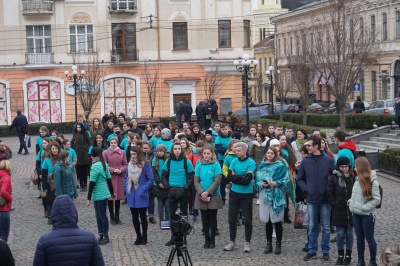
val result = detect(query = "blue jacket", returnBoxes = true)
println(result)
[296,153,335,203]
[53,162,78,199]
[33,195,104,266]
[9,113,28,136]
[124,163,154,208]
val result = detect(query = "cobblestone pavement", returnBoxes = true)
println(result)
[3,134,399,265]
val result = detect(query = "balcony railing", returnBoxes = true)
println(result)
[26,53,54,64]
[111,49,139,62]
[22,0,53,15]
[109,0,137,13]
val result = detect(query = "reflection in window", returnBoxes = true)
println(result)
[112,23,137,61]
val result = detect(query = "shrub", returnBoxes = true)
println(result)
[378,148,400,174]
[1,122,75,137]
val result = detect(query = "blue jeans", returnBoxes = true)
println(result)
[18,134,28,153]
[0,211,10,242]
[94,199,109,235]
[307,202,331,254]
[148,193,155,217]
[157,197,170,221]
[353,214,377,260]
[336,226,354,251]
[176,114,182,129]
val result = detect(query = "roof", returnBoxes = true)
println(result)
[254,35,275,50]
[291,0,328,12]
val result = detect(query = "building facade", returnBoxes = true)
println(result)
[0,0,253,125]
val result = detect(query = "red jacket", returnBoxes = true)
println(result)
[0,170,12,211]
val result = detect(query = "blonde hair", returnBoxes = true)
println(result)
[355,157,372,200]
[381,244,400,266]
[0,159,12,173]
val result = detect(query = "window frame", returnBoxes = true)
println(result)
[111,23,137,61]
[396,11,400,39]
[243,20,251,48]
[370,15,376,42]
[69,24,94,53]
[26,25,52,54]
[218,20,231,48]
[382,12,387,41]
[172,22,188,50]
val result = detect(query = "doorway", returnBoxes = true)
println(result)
[173,94,191,114]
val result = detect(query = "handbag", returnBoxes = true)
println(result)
[372,180,383,209]
[294,202,308,229]
[31,168,39,185]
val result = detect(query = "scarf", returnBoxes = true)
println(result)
[296,139,307,149]
[127,161,142,193]
[92,156,101,165]
[111,146,119,151]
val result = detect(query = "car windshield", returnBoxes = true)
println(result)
[370,101,384,108]
[387,100,395,107]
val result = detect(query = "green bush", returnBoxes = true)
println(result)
[378,148,400,173]
[268,113,396,129]
[1,122,76,137]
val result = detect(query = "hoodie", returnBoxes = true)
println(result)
[215,131,232,161]
[337,139,357,168]
[188,149,202,167]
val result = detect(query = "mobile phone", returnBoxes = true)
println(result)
[263,180,269,183]
[207,197,211,202]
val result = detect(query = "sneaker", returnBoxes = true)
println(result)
[192,215,198,222]
[243,242,251,253]
[149,217,156,224]
[304,253,317,261]
[17,151,22,154]
[224,241,236,251]
[256,199,260,205]
[22,151,29,155]
[323,253,331,262]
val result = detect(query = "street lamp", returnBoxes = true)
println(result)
[265,66,280,115]
[234,54,258,135]
[64,65,85,122]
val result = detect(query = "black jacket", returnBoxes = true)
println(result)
[353,100,365,113]
[210,100,218,119]
[9,114,28,136]
[176,103,184,115]
[195,102,208,116]
[182,100,193,117]
[327,170,355,227]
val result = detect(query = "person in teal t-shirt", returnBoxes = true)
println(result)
[36,137,51,218]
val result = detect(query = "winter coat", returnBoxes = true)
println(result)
[0,170,12,212]
[188,149,202,167]
[195,102,208,116]
[353,100,365,113]
[124,163,154,208]
[210,100,218,120]
[53,162,78,199]
[250,140,267,168]
[33,195,104,266]
[0,145,12,161]
[244,136,256,152]
[194,159,223,210]
[152,157,169,198]
[296,153,335,203]
[144,151,155,164]
[327,170,355,226]
[348,171,381,216]
[103,148,127,200]
[182,100,193,117]
[9,113,28,136]
[338,140,356,168]
[71,132,91,166]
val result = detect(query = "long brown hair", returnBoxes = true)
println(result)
[130,146,146,168]
[355,157,373,200]
[263,146,279,162]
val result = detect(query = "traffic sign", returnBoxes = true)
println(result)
[353,83,361,91]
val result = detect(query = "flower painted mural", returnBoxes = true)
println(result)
[0,83,7,125]
[103,77,137,118]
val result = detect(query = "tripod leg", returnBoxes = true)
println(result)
[185,250,193,266]
[166,247,177,266]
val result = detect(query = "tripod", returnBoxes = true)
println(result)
[166,235,192,266]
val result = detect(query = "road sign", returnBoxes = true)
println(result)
[353,83,361,91]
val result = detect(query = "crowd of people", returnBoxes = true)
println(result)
[0,109,396,266]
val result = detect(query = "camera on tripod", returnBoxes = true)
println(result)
[170,214,192,237]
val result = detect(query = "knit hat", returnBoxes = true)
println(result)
[269,139,280,147]
[156,144,167,152]
[205,129,212,135]
[336,156,350,167]
[231,132,242,140]
[161,128,171,137]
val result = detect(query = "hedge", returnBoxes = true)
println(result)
[267,113,396,129]
[378,148,400,174]
[1,122,76,137]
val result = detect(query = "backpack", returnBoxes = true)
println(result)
[372,179,383,209]
[166,157,189,177]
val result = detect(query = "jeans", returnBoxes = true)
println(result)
[201,209,218,238]
[307,202,331,254]
[176,114,182,129]
[18,134,28,153]
[228,196,253,242]
[0,211,10,242]
[336,226,354,251]
[94,199,109,235]
[148,193,155,217]
[157,197,170,221]
[353,214,377,260]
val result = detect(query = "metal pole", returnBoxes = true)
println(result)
[271,75,274,115]
[244,66,250,135]
[74,74,78,122]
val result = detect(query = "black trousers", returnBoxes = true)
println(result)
[201,209,218,238]
[266,220,283,242]
[228,196,253,242]
[108,200,121,218]
[169,194,189,218]
[18,135,28,153]
[76,165,88,188]
[130,207,148,238]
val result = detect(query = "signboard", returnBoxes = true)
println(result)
[353,83,361,91]
[64,79,100,96]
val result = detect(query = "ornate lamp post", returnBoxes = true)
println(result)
[234,54,258,135]
[265,66,280,115]
[64,65,85,122]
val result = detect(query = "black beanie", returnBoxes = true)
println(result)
[205,130,212,135]
[336,156,350,167]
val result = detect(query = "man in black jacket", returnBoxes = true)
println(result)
[210,99,218,126]
[9,110,29,155]
[182,99,193,124]
[176,100,184,129]
[195,101,208,130]
[353,96,365,113]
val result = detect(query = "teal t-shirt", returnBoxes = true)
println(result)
[195,161,222,195]
[63,148,77,172]
[36,135,53,153]
[157,138,173,152]
[214,135,232,161]
[152,157,165,185]
[41,157,55,182]
[120,138,128,149]
[107,133,118,143]
[229,157,256,194]
[89,161,112,201]
[162,158,194,187]
[150,136,161,151]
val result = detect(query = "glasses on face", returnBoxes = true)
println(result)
[339,165,349,170]
[305,144,313,147]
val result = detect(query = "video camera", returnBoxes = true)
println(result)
[170,214,192,236]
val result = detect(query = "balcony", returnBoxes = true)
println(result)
[22,0,53,15]
[26,53,54,64]
[110,49,139,63]
[109,0,137,13]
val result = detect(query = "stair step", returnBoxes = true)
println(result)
[359,140,400,149]
[379,133,400,138]
[355,144,383,152]
[369,137,400,144]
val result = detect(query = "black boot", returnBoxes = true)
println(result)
[264,241,273,254]
[356,259,366,266]
[140,236,147,245]
[115,211,122,225]
[134,235,142,245]
[203,236,210,249]
[100,234,109,245]
[149,217,156,224]
[368,260,377,266]
[343,250,352,265]
[110,214,116,225]
[140,221,148,245]
[336,250,344,265]
[209,237,215,249]
[44,210,48,219]
[284,207,292,224]
[275,241,281,255]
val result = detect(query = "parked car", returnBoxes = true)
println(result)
[307,103,325,114]
[324,101,371,114]
[324,103,338,114]
[288,104,303,113]
[365,99,395,114]
[258,103,291,114]
[234,107,268,118]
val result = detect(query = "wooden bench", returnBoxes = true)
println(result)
[135,117,162,129]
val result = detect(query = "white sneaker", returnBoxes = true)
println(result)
[256,199,260,205]
[224,241,236,251]
[244,242,251,253]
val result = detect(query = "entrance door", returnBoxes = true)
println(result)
[173,94,191,114]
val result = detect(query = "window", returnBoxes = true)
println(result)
[0,83,9,125]
[360,17,364,40]
[218,20,231,48]
[371,15,375,42]
[243,20,250,48]
[259,28,262,42]
[296,35,300,55]
[112,23,136,61]
[110,0,136,10]
[397,11,400,39]
[277,39,281,58]
[103,77,137,118]
[283,38,286,55]
[372,71,377,101]
[70,25,93,53]
[26,26,51,53]
[382,13,387,41]
[290,37,293,55]
[173,22,188,50]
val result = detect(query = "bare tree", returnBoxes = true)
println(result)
[308,0,377,129]
[141,61,159,118]
[75,54,105,120]
[203,62,225,100]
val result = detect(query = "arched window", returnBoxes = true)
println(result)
[103,77,137,118]
[0,83,10,125]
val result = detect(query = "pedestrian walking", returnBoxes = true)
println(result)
[53,151,78,199]
[71,122,91,191]
[176,100,184,129]
[0,160,12,242]
[353,96,365,114]
[8,110,29,155]
[152,144,170,222]
[348,157,381,266]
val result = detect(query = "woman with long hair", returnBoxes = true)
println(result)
[53,151,78,199]
[204,130,214,146]
[41,141,61,224]
[256,146,290,255]
[150,126,162,152]
[36,126,52,155]
[244,124,257,151]
[0,160,12,242]
[71,122,91,191]
[256,122,267,135]
[266,124,275,139]
[327,156,355,265]
[321,137,334,158]
[144,123,154,141]
[36,137,51,217]
[250,132,267,169]
[185,127,195,143]
[348,157,381,266]
[103,138,127,225]
[170,126,179,140]
[152,144,170,222]
[87,147,116,245]
[192,124,205,143]
[180,138,192,157]
[124,146,154,245]
[62,139,78,189]
[194,145,222,249]
[90,118,104,141]
[89,134,108,156]
[291,129,308,161]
